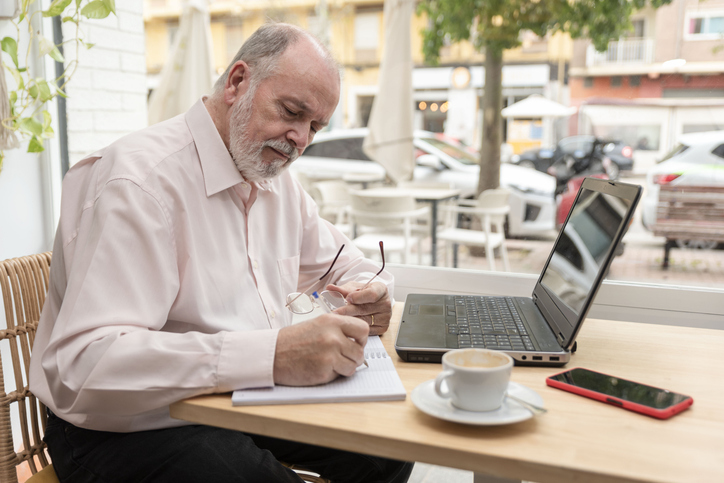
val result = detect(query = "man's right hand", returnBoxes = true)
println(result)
[273,314,369,386]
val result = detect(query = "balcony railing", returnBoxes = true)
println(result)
[586,38,655,67]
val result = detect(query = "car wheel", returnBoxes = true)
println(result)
[675,239,718,250]
[518,160,536,170]
[605,162,620,180]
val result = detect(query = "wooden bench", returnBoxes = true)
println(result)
[653,185,724,268]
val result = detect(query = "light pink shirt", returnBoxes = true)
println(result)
[29,99,392,432]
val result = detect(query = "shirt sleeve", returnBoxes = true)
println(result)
[38,179,276,420]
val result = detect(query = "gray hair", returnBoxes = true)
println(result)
[213,23,337,93]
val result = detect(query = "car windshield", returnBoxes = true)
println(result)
[657,143,689,164]
[420,137,479,165]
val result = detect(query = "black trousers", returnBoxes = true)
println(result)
[45,412,413,483]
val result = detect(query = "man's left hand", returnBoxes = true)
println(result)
[325,281,392,336]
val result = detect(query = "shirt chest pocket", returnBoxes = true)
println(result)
[277,254,301,299]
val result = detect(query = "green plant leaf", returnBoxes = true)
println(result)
[38,35,55,56]
[19,117,43,137]
[9,91,17,105]
[37,80,53,102]
[62,16,77,23]
[48,45,65,63]
[44,0,73,17]
[8,67,23,89]
[81,1,112,19]
[28,84,38,99]
[27,136,45,153]
[1,37,19,69]
[55,87,68,98]
[103,0,116,15]
[43,110,52,129]
[0,152,4,173]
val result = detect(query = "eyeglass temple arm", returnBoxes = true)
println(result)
[360,241,385,291]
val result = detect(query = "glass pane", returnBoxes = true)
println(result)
[707,17,724,34]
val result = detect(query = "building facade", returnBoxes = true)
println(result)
[143,0,572,153]
[569,0,724,172]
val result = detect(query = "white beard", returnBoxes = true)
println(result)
[228,87,299,182]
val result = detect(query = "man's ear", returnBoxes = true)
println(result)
[224,61,251,106]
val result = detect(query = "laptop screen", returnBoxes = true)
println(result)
[534,178,641,349]
[541,189,630,313]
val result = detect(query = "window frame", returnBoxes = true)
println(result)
[389,264,724,330]
[683,9,724,41]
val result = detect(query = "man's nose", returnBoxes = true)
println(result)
[288,124,310,151]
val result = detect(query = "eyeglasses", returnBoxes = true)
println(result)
[285,241,385,315]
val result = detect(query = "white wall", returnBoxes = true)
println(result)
[62,0,148,167]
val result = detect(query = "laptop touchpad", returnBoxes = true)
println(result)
[398,304,446,348]
[419,305,443,316]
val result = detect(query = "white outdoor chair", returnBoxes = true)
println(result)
[308,180,352,236]
[349,191,429,264]
[437,188,511,271]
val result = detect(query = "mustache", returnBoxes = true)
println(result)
[264,139,298,161]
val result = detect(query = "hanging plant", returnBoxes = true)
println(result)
[0,0,116,173]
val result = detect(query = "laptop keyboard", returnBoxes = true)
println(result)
[449,296,536,351]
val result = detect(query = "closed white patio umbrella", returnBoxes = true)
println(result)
[147,0,214,124]
[362,0,415,184]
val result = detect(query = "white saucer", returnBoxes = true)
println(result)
[411,380,544,426]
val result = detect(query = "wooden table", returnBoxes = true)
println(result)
[170,304,724,483]
[362,187,461,266]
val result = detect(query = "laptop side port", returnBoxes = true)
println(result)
[549,356,560,361]
[532,356,543,361]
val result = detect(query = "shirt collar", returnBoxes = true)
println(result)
[185,98,274,196]
[185,98,242,196]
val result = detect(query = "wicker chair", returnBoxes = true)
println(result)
[0,252,57,483]
[0,252,328,483]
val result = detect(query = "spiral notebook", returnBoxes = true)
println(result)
[231,336,406,406]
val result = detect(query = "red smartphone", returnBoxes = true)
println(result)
[546,367,693,419]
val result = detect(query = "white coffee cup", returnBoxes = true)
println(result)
[434,348,514,412]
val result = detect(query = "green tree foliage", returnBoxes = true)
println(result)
[418,0,672,193]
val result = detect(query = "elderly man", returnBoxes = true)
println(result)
[29,23,413,482]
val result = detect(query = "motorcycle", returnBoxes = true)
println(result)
[546,139,619,194]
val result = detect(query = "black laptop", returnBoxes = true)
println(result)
[395,177,642,366]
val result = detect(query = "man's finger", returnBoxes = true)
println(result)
[338,315,369,347]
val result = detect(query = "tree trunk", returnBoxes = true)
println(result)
[469,47,504,259]
[478,47,503,196]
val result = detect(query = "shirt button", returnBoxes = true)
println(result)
[242,183,250,189]
[253,260,258,269]
[271,311,276,318]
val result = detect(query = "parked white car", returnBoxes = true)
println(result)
[641,131,724,240]
[291,128,557,237]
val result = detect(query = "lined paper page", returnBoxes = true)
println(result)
[231,336,406,406]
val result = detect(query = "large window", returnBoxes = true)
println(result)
[685,9,724,39]
[354,10,380,63]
